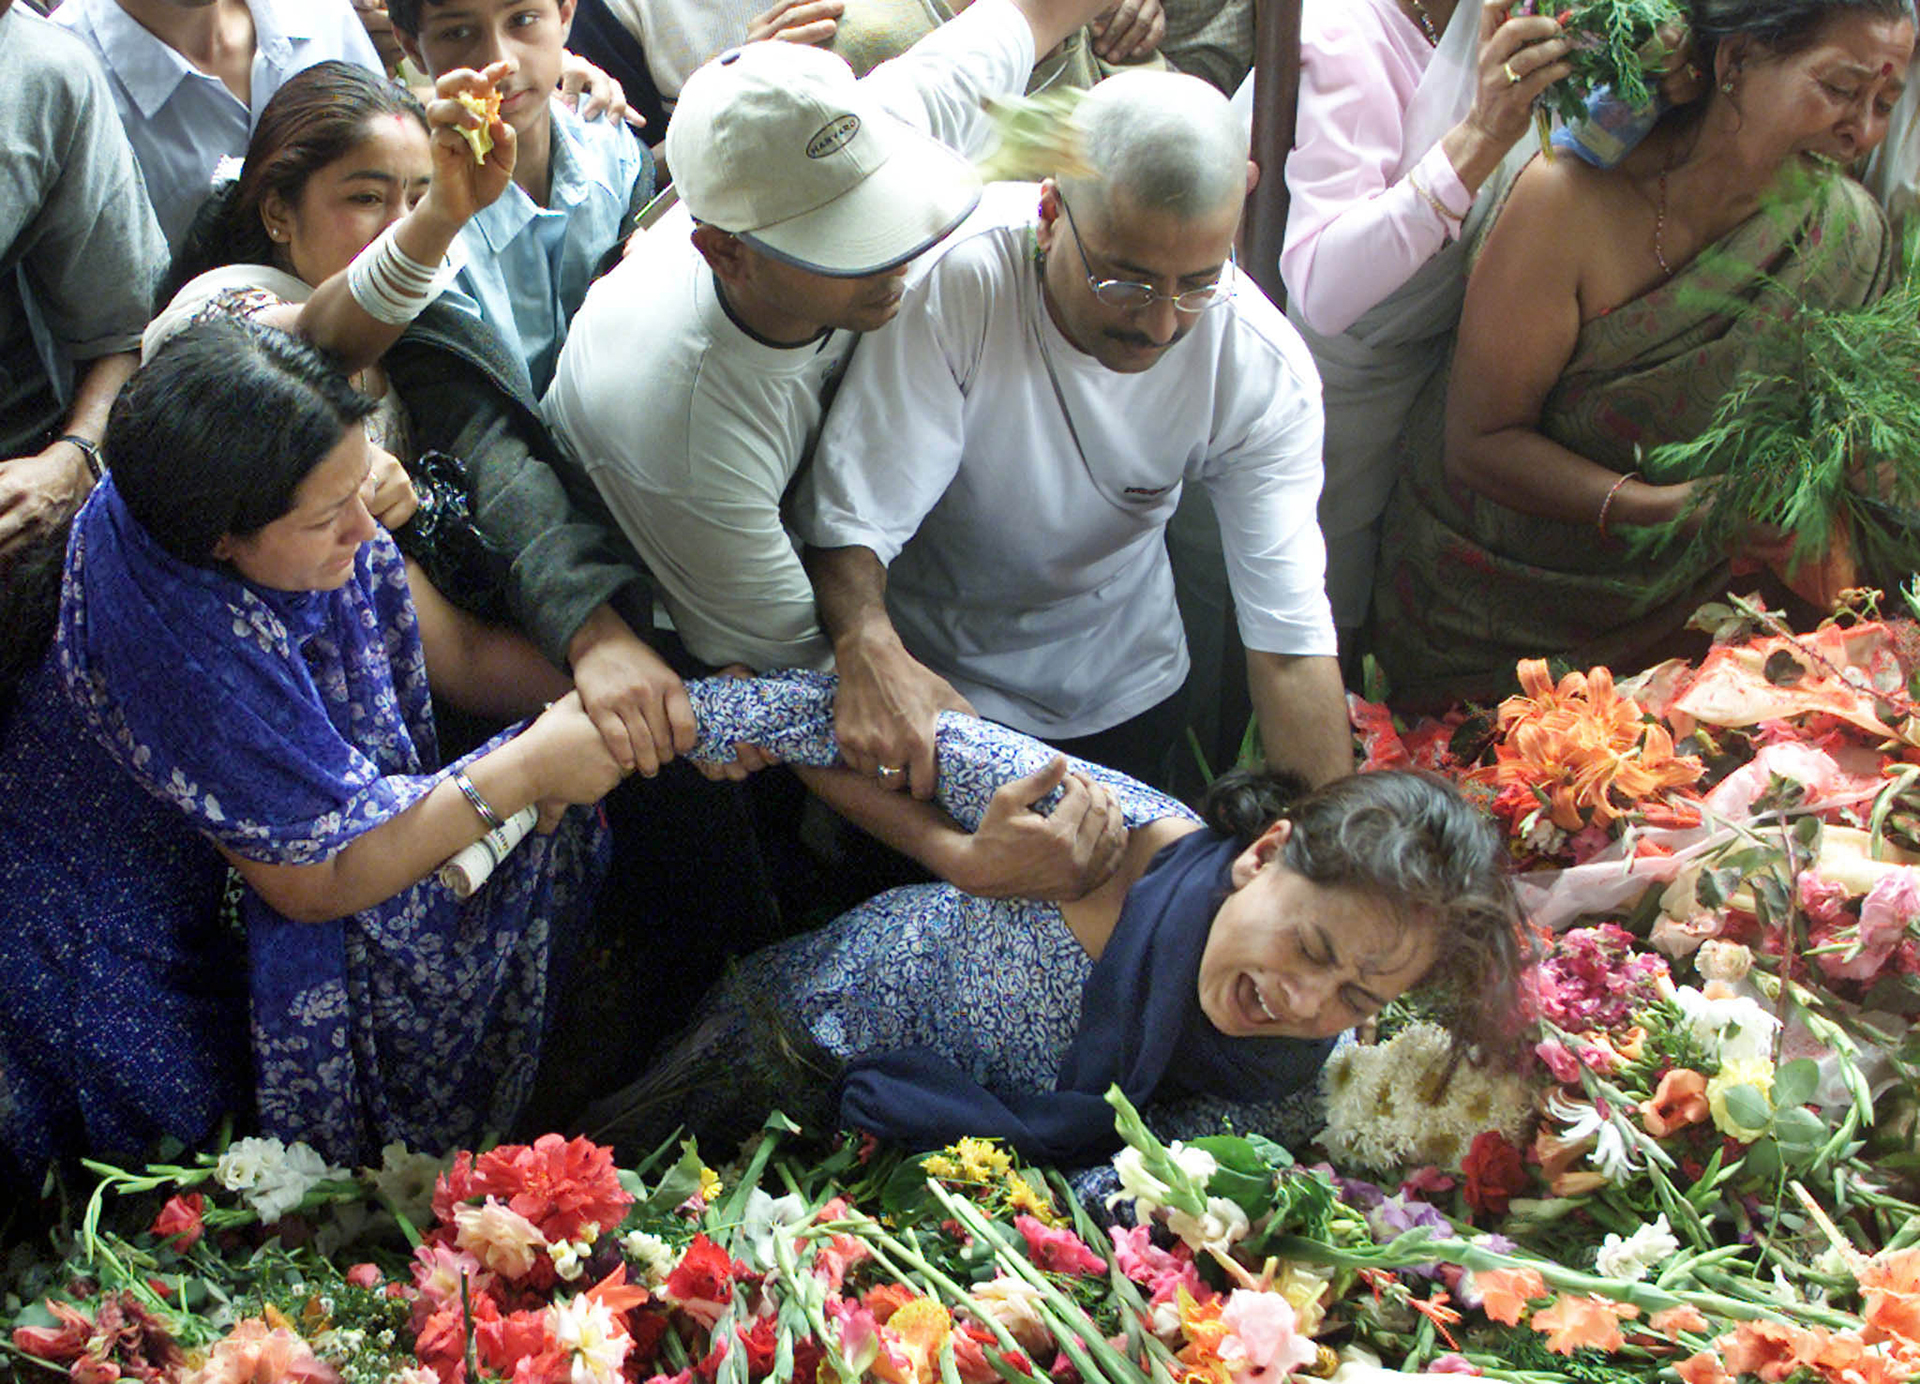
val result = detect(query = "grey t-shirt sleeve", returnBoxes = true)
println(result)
[3,16,167,363]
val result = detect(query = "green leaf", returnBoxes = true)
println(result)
[644,1140,707,1215]
[1771,1059,1820,1111]
[1741,1138,1783,1183]
[1188,1137,1276,1218]
[1723,1084,1774,1132]
[1772,1106,1827,1153]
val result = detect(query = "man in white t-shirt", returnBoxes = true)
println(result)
[544,0,1096,674]
[545,0,1129,899]
[797,70,1351,794]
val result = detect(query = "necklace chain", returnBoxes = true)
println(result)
[1652,164,1673,277]
[1407,0,1440,44]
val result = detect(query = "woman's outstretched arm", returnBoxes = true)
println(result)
[684,672,1199,899]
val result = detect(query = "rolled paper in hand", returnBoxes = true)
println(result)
[438,803,538,898]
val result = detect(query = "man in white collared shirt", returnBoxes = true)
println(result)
[54,0,382,247]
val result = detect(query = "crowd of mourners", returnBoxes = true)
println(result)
[0,0,1914,1195]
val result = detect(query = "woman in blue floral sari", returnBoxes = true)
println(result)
[0,320,623,1188]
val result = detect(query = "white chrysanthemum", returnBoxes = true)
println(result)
[217,1136,286,1191]
[1320,1023,1536,1173]
[550,1292,632,1384]
[312,1327,368,1360]
[1594,1215,1679,1281]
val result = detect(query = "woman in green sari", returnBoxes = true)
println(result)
[1371,0,1913,708]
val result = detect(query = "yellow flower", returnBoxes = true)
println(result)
[1005,1172,1059,1224]
[953,1137,1011,1181]
[922,1154,960,1181]
[1706,1057,1775,1141]
[698,1166,722,1203]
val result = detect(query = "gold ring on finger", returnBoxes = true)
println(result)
[1504,59,1522,84]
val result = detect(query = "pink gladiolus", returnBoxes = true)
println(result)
[1429,1354,1484,1374]
[1014,1216,1106,1277]
[346,1263,382,1289]
[1217,1290,1318,1384]
[839,1307,882,1379]
[1109,1226,1208,1306]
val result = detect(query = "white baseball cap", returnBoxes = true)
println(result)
[665,41,982,277]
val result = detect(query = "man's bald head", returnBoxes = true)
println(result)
[1055,70,1250,229]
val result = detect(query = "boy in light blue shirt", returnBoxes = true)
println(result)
[393,0,653,395]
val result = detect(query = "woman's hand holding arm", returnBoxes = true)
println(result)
[1444,161,1695,527]
[295,63,517,373]
[794,756,1129,901]
[223,691,624,921]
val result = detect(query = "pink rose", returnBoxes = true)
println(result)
[1829,868,1920,982]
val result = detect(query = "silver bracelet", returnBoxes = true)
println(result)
[346,221,440,326]
[452,769,507,833]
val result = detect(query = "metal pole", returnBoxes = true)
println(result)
[1242,0,1303,308]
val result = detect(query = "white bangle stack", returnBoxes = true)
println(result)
[346,222,442,325]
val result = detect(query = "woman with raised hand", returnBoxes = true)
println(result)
[153,59,694,779]
[0,319,625,1187]
[1371,0,1913,707]
[584,672,1527,1164]
[1240,0,1571,652]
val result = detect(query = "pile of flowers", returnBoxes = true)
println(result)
[12,593,1920,1384]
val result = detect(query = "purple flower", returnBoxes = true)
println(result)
[1368,1194,1453,1277]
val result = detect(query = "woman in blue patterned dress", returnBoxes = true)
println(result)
[0,320,623,1189]
[592,675,1527,1162]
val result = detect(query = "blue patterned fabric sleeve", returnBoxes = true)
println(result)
[685,671,1197,832]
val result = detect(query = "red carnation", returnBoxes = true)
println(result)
[150,1193,206,1252]
[1461,1131,1530,1219]
[470,1135,633,1245]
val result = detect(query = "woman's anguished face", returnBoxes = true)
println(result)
[1724,11,1915,167]
[1198,821,1438,1041]
[261,114,433,287]
[213,425,379,592]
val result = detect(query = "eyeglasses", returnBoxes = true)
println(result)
[1057,196,1235,313]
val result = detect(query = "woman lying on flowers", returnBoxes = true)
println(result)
[583,675,1529,1163]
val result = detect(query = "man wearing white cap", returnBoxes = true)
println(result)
[797,71,1351,795]
[544,0,1126,899]
[544,0,1101,676]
